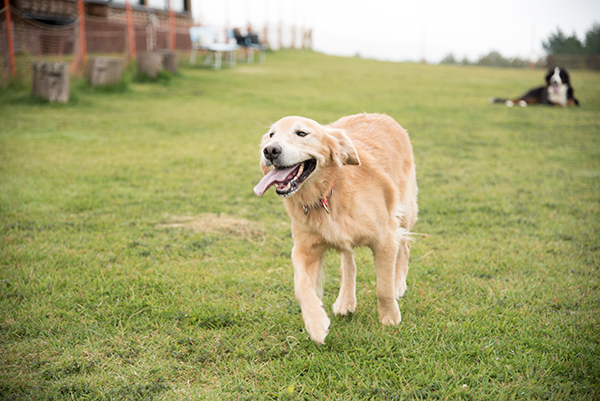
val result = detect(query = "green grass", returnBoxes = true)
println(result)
[1,50,599,400]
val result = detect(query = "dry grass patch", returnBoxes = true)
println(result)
[157,213,266,242]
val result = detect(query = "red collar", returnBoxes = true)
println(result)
[303,181,336,215]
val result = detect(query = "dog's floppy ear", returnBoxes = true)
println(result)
[545,68,553,84]
[326,128,360,166]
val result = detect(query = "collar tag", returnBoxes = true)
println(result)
[303,181,335,215]
[320,198,330,214]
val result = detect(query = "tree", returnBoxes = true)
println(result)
[476,51,509,67]
[542,28,585,54]
[585,23,600,54]
[440,53,458,64]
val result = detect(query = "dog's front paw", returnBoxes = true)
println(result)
[379,310,402,326]
[304,315,330,344]
[395,280,407,300]
[378,300,402,326]
[333,296,356,316]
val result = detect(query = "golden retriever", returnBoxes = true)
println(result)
[254,113,418,343]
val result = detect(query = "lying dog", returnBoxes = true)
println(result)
[254,113,418,343]
[489,66,580,107]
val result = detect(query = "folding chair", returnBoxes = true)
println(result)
[189,27,239,70]
[228,29,267,63]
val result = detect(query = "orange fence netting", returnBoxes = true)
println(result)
[1,4,192,85]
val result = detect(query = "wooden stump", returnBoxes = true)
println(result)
[87,57,124,86]
[137,52,162,78]
[158,51,178,74]
[32,62,69,103]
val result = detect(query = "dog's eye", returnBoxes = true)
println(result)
[269,132,275,138]
[296,131,309,137]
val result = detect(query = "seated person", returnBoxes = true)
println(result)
[233,28,247,46]
[246,24,260,45]
[233,24,261,46]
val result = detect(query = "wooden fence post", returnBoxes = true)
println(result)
[87,57,124,86]
[137,52,162,78]
[32,62,70,103]
[158,50,178,74]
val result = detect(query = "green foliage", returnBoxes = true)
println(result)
[1,51,599,400]
[584,23,600,54]
[441,51,531,68]
[543,27,585,54]
[475,51,529,68]
[134,67,174,85]
[477,51,512,67]
[440,53,458,65]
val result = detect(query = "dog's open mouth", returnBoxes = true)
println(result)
[254,159,316,197]
[552,82,559,94]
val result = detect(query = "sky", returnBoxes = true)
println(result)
[191,0,600,63]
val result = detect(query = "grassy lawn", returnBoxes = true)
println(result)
[1,50,599,400]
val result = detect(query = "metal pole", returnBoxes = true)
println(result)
[126,0,136,60]
[169,0,175,51]
[4,0,16,76]
[77,0,87,66]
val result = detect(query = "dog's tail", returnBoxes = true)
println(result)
[488,97,508,104]
[488,97,526,107]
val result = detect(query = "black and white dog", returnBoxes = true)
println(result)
[490,67,580,107]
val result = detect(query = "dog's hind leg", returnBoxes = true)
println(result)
[333,249,357,316]
[395,239,411,299]
[292,245,330,344]
[373,236,402,326]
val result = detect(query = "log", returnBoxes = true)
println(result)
[137,52,178,78]
[136,52,162,78]
[86,57,124,86]
[158,51,178,74]
[32,62,69,103]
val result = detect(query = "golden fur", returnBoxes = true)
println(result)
[257,113,418,343]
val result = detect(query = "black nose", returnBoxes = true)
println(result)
[263,144,282,162]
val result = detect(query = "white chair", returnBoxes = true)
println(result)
[189,27,239,70]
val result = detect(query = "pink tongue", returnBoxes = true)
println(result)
[254,165,299,196]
